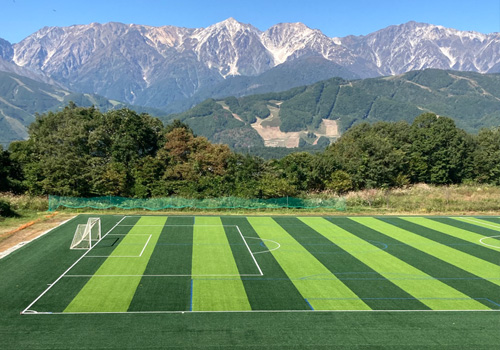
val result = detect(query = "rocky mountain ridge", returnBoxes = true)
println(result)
[1,19,498,111]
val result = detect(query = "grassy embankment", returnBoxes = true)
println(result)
[1,184,500,243]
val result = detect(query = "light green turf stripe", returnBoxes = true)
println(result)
[403,217,500,252]
[453,217,500,233]
[64,216,167,312]
[302,217,489,311]
[247,217,370,311]
[353,217,500,288]
[191,217,251,311]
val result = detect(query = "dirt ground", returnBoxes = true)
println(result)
[0,213,75,256]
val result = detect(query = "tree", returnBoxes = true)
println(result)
[278,152,321,192]
[325,170,353,194]
[18,104,165,196]
[323,121,410,189]
[157,127,233,197]
[0,146,10,192]
[473,128,500,184]
[409,113,471,184]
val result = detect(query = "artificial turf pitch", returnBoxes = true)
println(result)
[2,214,500,348]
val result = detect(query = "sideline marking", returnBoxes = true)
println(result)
[24,308,500,315]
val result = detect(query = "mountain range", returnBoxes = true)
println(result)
[1,18,499,148]
[2,19,499,110]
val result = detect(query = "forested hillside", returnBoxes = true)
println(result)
[167,70,500,151]
[1,105,499,200]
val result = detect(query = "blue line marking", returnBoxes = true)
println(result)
[304,299,315,310]
[189,279,193,312]
[484,298,500,308]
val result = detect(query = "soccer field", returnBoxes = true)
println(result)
[21,215,500,314]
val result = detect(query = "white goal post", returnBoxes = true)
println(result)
[70,217,101,249]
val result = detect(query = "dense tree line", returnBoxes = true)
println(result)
[1,105,499,198]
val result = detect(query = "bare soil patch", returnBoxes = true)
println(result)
[0,213,74,255]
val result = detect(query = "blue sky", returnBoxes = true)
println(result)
[2,0,499,43]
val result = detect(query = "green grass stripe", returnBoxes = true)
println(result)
[302,217,489,311]
[191,217,251,311]
[128,216,194,311]
[399,217,500,262]
[274,217,429,310]
[453,217,500,234]
[405,217,500,251]
[353,217,500,288]
[64,216,167,312]
[221,217,310,310]
[247,217,370,311]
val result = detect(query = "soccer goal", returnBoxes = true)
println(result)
[70,217,101,250]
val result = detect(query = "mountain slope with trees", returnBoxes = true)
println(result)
[166,69,500,151]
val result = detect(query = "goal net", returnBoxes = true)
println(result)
[70,217,101,249]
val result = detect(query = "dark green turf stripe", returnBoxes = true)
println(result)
[469,217,500,226]
[359,217,500,288]
[248,217,370,310]
[128,216,193,311]
[303,217,489,310]
[451,217,500,249]
[274,217,429,310]
[191,217,251,311]
[392,217,500,265]
[439,217,500,241]
[221,217,310,311]
[64,216,167,312]
[347,217,499,310]
[222,224,261,275]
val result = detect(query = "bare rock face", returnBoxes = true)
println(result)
[3,19,500,109]
[339,21,500,75]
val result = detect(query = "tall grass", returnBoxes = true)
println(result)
[345,184,500,214]
[0,193,48,213]
[2,184,500,217]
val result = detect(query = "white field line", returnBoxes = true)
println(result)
[138,235,151,257]
[24,309,500,315]
[21,216,127,315]
[250,238,281,255]
[117,224,246,227]
[461,217,500,230]
[458,218,500,249]
[107,233,151,235]
[236,226,263,276]
[479,236,500,250]
[85,234,152,258]
[63,273,263,277]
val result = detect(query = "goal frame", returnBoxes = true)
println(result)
[70,217,101,250]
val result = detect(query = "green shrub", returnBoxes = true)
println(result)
[0,199,18,218]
